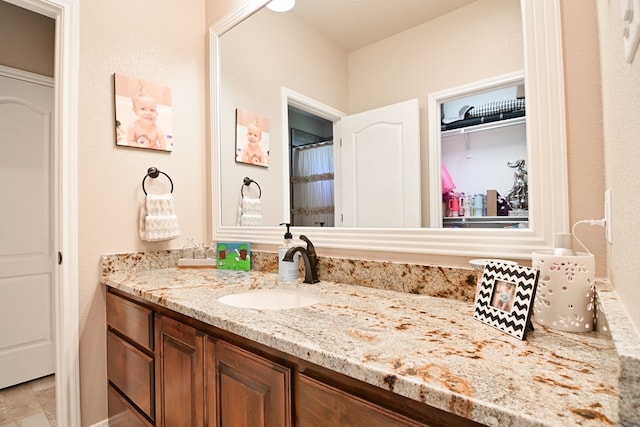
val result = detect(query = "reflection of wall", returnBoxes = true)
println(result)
[348,0,523,225]
[348,0,523,112]
[220,8,348,226]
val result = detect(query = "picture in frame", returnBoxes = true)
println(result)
[235,108,270,167]
[114,73,173,152]
[473,260,539,340]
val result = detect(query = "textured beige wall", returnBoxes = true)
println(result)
[560,0,606,276]
[595,0,640,332]
[0,1,54,76]
[78,0,207,424]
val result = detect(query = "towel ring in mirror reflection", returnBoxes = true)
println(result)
[241,177,261,198]
[142,167,174,195]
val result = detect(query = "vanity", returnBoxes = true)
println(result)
[102,252,622,427]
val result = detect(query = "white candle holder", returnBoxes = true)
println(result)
[531,251,595,332]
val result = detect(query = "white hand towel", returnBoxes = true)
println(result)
[139,193,181,241]
[238,196,262,226]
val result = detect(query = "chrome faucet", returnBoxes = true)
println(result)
[282,235,320,284]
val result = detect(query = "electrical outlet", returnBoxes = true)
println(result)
[605,189,613,243]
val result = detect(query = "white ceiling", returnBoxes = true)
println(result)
[290,0,478,52]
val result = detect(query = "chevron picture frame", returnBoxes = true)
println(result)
[473,260,539,340]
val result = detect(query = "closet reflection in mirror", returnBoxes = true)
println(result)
[218,0,524,228]
[437,78,529,229]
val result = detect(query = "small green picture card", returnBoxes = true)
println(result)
[216,242,251,271]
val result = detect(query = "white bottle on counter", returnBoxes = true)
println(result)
[278,223,300,283]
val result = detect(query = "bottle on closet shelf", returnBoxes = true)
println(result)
[278,223,300,283]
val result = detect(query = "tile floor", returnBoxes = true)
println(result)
[0,375,56,427]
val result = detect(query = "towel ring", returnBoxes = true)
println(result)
[241,177,261,198]
[142,167,174,195]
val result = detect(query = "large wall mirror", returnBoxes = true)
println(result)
[210,0,568,259]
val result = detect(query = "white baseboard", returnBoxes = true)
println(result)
[88,419,109,427]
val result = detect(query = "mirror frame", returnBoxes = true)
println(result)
[209,0,568,260]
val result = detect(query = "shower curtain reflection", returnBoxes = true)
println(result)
[290,134,335,227]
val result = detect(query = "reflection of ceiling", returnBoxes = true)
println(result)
[289,0,478,52]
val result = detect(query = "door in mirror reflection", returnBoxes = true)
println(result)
[288,98,421,228]
[339,98,421,227]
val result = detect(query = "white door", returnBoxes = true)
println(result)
[0,71,55,388]
[337,98,421,227]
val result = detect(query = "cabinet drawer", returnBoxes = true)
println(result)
[107,292,153,351]
[107,331,155,420]
[108,385,153,427]
[297,374,424,427]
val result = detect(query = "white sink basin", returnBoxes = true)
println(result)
[217,289,320,310]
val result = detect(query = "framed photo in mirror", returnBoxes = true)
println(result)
[113,73,173,152]
[235,108,270,167]
[473,260,539,340]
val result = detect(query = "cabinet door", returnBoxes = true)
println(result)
[155,314,205,426]
[215,340,291,427]
[297,374,425,427]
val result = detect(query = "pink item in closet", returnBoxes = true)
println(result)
[441,164,456,193]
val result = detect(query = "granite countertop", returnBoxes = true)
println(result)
[102,263,621,427]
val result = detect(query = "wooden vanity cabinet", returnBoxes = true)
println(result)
[106,288,481,427]
[107,289,291,427]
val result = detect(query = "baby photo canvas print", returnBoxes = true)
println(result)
[235,108,270,167]
[114,73,173,152]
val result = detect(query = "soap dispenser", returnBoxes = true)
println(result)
[279,223,300,283]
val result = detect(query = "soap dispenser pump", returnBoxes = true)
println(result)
[279,223,300,283]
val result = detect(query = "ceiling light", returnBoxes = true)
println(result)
[266,0,295,13]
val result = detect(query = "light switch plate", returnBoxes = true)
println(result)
[623,0,640,63]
